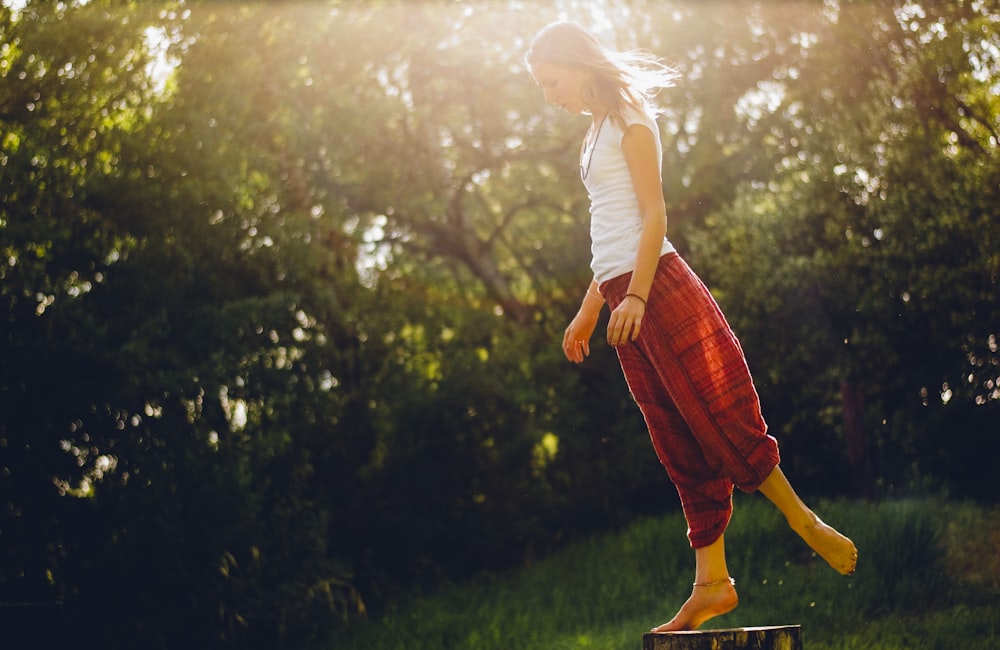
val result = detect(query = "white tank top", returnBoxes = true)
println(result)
[581,105,675,285]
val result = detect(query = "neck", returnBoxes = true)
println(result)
[589,108,608,125]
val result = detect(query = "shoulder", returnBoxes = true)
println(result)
[620,103,657,131]
[618,105,661,170]
[616,104,658,147]
[611,104,657,146]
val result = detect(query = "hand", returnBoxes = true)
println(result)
[562,311,598,364]
[607,294,645,346]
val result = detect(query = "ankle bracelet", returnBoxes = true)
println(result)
[693,577,735,588]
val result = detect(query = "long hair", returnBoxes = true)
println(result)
[525,21,678,126]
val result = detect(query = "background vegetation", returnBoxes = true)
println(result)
[1,1,997,648]
[334,498,1000,650]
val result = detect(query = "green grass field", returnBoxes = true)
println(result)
[329,497,1000,649]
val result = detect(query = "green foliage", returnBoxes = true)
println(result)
[331,499,998,650]
[687,0,1000,497]
[2,1,998,648]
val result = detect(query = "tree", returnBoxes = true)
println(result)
[3,2,997,647]
[687,0,1000,497]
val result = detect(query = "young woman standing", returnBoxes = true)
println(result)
[525,21,857,632]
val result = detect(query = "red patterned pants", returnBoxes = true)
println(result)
[600,253,780,548]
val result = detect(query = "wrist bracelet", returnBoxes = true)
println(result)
[625,292,647,306]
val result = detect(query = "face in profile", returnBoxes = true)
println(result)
[529,62,590,115]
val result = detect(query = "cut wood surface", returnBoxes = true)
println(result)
[642,625,802,650]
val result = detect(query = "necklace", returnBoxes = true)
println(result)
[579,114,607,181]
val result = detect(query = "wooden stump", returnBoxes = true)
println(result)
[642,625,802,650]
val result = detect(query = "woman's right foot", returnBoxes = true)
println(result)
[796,515,858,575]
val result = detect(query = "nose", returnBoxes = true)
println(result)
[543,87,556,105]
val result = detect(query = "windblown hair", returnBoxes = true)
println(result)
[525,21,678,127]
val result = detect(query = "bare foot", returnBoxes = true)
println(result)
[757,467,858,575]
[650,578,738,633]
[795,515,858,575]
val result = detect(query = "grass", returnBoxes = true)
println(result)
[326,497,1000,649]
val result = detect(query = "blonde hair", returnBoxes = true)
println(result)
[525,21,678,125]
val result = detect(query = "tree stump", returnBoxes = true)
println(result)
[643,625,802,650]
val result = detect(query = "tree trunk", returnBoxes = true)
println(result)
[840,379,875,500]
[643,625,802,650]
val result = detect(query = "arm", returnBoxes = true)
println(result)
[607,122,667,347]
[562,278,603,364]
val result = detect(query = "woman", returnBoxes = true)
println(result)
[525,21,857,633]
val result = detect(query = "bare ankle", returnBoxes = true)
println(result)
[651,577,738,633]
[787,509,820,534]
[693,576,736,589]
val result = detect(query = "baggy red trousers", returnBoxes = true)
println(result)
[600,253,780,548]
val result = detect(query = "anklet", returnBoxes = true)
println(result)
[693,577,735,588]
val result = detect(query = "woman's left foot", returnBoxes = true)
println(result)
[650,577,738,633]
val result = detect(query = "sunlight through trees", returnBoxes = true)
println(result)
[2,1,998,647]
